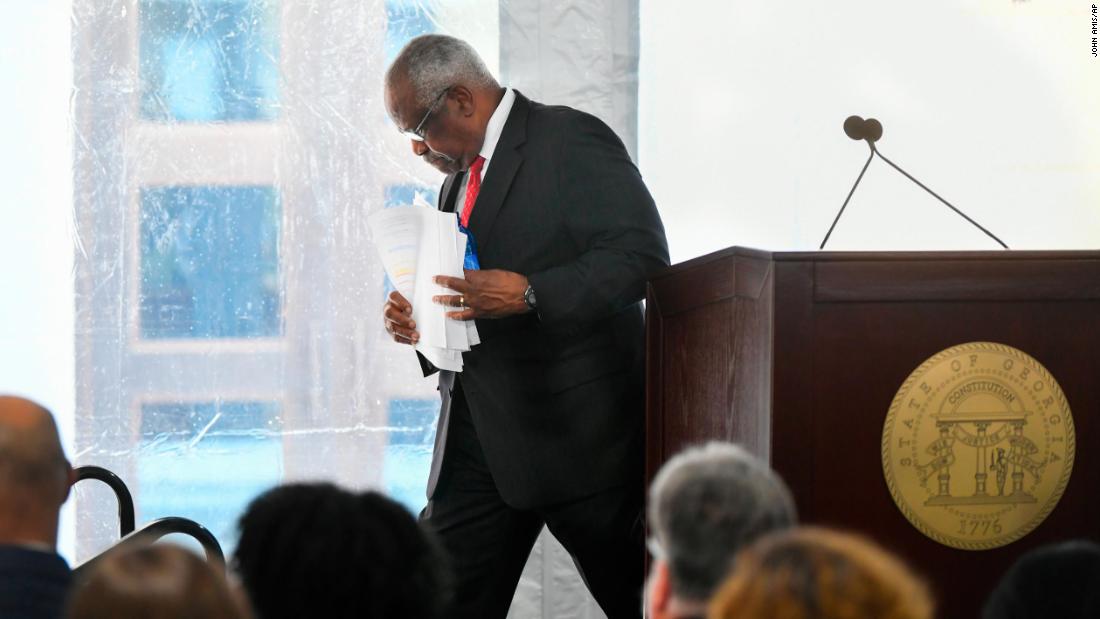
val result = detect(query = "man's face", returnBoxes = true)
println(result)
[385,78,478,175]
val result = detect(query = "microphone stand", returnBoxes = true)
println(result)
[819,149,874,251]
[819,119,1009,250]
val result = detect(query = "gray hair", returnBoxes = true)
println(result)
[648,442,797,602]
[386,34,499,109]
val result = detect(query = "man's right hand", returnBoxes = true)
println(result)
[383,290,419,345]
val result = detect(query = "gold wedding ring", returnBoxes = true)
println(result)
[457,295,465,308]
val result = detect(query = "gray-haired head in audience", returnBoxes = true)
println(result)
[646,442,797,618]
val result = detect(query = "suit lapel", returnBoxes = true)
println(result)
[439,171,464,214]
[468,92,530,252]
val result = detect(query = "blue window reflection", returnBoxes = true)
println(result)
[385,1,437,63]
[384,184,439,210]
[384,399,438,514]
[138,401,283,553]
[140,0,280,122]
[140,186,282,340]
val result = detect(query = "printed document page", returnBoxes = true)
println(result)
[368,204,480,371]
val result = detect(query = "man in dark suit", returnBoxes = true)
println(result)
[0,396,76,619]
[382,34,669,618]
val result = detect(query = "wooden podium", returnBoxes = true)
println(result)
[645,247,1100,617]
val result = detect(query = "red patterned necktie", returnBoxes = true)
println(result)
[460,155,486,228]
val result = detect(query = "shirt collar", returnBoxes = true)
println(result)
[478,88,515,172]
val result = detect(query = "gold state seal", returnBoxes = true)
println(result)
[882,342,1075,550]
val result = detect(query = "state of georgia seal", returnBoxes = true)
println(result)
[882,342,1075,550]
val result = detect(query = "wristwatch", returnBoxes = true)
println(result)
[523,283,537,311]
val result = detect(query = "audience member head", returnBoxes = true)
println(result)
[66,544,250,619]
[0,395,74,548]
[646,442,797,619]
[983,539,1100,619]
[234,483,450,619]
[708,527,933,619]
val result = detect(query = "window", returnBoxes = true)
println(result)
[140,186,282,339]
[385,0,439,63]
[385,183,439,210]
[138,400,283,552]
[383,399,438,514]
[139,0,280,123]
[74,0,498,566]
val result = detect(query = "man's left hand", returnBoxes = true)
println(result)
[434,269,529,320]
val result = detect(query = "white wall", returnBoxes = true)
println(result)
[0,0,75,559]
[640,0,1100,262]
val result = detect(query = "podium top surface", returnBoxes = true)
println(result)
[658,246,1100,278]
[649,247,1100,307]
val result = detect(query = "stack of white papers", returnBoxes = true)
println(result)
[368,198,480,372]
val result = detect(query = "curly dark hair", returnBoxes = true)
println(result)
[983,540,1100,619]
[233,483,451,619]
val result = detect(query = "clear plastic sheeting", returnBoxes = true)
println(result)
[69,1,632,617]
[138,0,280,122]
[500,0,640,160]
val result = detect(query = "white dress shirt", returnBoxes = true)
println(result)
[457,88,516,202]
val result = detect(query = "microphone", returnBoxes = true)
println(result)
[843,115,882,143]
[819,116,1008,250]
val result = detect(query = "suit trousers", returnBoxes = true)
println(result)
[420,382,645,619]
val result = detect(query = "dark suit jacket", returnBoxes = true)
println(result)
[422,91,670,509]
[0,546,72,619]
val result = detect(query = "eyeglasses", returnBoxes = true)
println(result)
[401,87,450,142]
